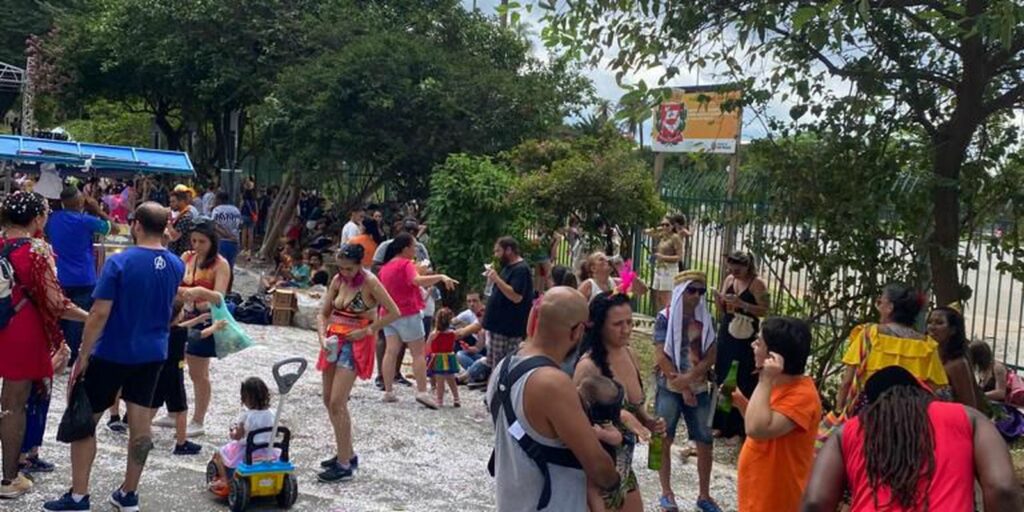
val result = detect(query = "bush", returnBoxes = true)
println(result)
[426,154,523,299]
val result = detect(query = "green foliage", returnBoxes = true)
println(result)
[61,100,151,147]
[426,154,521,294]
[538,0,1024,306]
[504,127,665,229]
[260,0,591,201]
[0,0,72,67]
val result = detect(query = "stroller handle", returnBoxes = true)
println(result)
[272,357,308,395]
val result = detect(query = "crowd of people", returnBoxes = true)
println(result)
[0,179,1021,512]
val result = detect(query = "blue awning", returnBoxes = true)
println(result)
[0,135,194,176]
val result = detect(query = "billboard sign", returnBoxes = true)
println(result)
[652,87,741,154]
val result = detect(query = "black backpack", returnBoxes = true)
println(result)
[0,239,32,329]
[234,295,270,325]
[488,356,583,510]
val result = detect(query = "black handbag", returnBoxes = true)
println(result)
[57,379,95,443]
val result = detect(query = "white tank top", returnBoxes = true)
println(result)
[486,357,587,511]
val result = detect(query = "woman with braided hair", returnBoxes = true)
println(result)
[802,365,1021,511]
[0,192,89,499]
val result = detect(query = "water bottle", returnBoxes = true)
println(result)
[717,361,740,413]
[647,432,664,470]
[325,336,340,363]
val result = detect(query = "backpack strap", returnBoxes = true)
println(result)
[488,355,583,510]
[1,239,32,311]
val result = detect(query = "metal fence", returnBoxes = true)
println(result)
[658,191,1024,369]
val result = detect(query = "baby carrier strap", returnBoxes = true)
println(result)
[488,355,582,510]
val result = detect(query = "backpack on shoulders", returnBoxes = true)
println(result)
[0,239,31,329]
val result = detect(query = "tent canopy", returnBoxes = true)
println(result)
[0,135,194,177]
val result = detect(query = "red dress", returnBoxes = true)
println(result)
[0,238,71,380]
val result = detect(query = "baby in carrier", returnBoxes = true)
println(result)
[578,375,635,511]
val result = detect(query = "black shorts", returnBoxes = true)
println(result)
[150,358,188,413]
[186,332,216,358]
[83,357,164,413]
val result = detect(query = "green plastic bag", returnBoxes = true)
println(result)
[210,293,254,358]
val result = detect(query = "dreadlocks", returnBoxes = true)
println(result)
[861,385,936,510]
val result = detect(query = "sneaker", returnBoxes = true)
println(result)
[467,380,488,390]
[152,415,176,428]
[43,491,89,511]
[20,455,55,473]
[186,421,205,438]
[106,415,128,434]
[0,474,32,499]
[415,392,439,410]
[382,392,397,403]
[109,488,140,512]
[374,376,385,390]
[396,375,414,387]
[317,462,354,483]
[695,497,723,512]
[320,454,359,469]
[172,440,202,455]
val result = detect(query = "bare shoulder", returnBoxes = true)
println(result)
[528,366,574,394]
[573,356,599,381]
[751,277,769,292]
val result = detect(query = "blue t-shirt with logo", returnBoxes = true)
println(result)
[91,247,185,364]
[45,210,110,287]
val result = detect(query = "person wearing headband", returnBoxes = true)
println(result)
[802,365,1020,512]
[652,270,721,512]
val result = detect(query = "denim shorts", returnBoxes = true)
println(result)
[335,340,357,373]
[383,313,426,343]
[655,377,714,445]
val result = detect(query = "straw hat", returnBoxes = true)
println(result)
[173,184,196,198]
[673,270,707,286]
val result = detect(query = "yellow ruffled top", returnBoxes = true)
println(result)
[842,323,950,387]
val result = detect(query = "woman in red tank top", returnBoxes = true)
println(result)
[801,366,1021,511]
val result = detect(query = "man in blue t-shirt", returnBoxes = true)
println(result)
[45,202,185,512]
[45,186,115,365]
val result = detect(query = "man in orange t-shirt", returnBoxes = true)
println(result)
[733,317,822,512]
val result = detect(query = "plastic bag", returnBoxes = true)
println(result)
[210,293,255,358]
[57,379,95,443]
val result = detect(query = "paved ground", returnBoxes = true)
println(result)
[2,267,740,511]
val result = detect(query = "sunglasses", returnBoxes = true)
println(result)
[686,287,707,296]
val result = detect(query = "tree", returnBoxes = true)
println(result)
[505,127,665,231]
[44,0,311,170]
[541,1,1024,306]
[426,154,522,295]
[0,0,72,67]
[261,0,590,201]
[62,99,151,147]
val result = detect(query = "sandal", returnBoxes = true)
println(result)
[659,494,679,512]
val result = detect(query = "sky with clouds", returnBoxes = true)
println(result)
[460,0,790,140]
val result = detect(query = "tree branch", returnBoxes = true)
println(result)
[892,6,960,54]
[982,82,1024,117]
